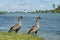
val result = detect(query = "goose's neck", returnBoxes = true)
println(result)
[36,19,39,25]
[36,22,39,25]
[35,22,39,28]
[18,21,22,24]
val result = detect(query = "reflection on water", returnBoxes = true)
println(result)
[0,13,60,40]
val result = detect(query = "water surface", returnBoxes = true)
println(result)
[0,13,60,40]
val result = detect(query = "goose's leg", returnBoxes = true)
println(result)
[15,29,19,33]
[35,31,38,35]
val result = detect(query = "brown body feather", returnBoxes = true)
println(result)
[29,24,39,32]
[28,24,39,35]
[10,23,22,30]
[28,17,41,35]
[8,16,23,33]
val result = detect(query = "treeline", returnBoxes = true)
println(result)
[0,11,7,14]
[49,5,60,13]
[32,4,60,13]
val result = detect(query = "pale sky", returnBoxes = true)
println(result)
[0,0,60,11]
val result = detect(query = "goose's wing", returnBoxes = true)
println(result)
[29,25,38,33]
[10,23,21,30]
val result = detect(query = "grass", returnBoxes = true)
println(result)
[0,32,44,40]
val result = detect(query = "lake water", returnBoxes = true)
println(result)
[0,12,60,40]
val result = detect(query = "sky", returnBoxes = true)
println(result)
[0,0,60,11]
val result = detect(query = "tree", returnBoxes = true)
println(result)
[52,4,55,13]
[52,4,55,10]
[55,5,60,13]
[36,10,39,13]
[55,5,60,10]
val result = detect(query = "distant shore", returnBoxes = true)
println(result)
[0,10,60,14]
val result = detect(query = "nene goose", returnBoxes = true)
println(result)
[28,17,41,35]
[8,16,23,33]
